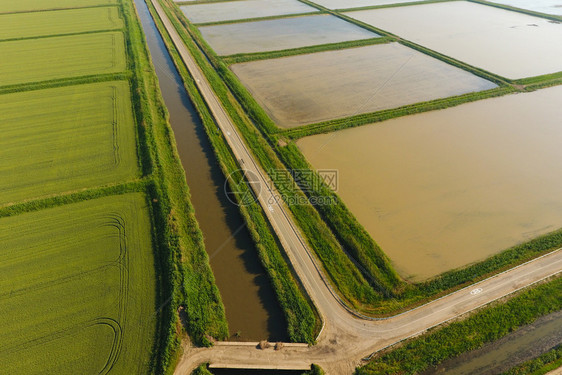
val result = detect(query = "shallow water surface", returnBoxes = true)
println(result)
[180,0,318,24]
[298,85,562,280]
[199,14,378,56]
[231,43,496,128]
[346,1,562,79]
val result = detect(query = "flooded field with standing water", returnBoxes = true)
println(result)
[199,14,378,56]
[180,0,318,24]
[309,0,431,10]
[231,42,496,128]
[298,85,562,280]
[345,1,562,79]
[487,0,562,15]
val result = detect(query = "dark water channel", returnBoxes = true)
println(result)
[133,0,287,342]
[425,310,562,374]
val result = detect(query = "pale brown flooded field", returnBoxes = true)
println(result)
[346,1,562,79]
[199,14,377,56]
[297,85,562,281]
[489,0,562,15]
[310,0,430,10]
[180,0,318,24]
[231,43,496,128]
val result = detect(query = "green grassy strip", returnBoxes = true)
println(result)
[149,0,320,342]
[222,37,391,65]
[0,28,124,43]
[165,0,390,307]
[193,11,325,27]
[281,86,513,139]
[0,3,118,15]
[123,0,229,372]
[502,345,562,375]
[334,0,457,12]
[355,276,562,374]
[0,72,130,94]
[469,0,562,22]
[516,71,562,86]
[0,180,147,217]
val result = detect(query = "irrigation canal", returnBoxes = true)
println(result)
[133,0,287,342]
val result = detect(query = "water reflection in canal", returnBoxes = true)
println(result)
[133,0,287,341]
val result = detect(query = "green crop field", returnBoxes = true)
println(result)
[0,81,139,206]
[0,193,156,374]
[0,31,126,87]
[0,0,117,14]
[0,7,123,41]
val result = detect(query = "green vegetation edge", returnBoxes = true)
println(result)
[124,0,229,371]
[147,0,320,343]
[356,275,562,374]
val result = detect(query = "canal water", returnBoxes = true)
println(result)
[133,0,287,341]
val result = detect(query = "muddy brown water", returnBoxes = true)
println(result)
[231,43,496,128]
[345,1,562,79]
[134,0,287,341]
[298,85,562,281]
[423,310,562,375]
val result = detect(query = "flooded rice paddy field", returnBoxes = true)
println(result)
[488,0,562,16]
[297,85,562,281]
[199,14,378,56]
[231,43,496,128]
[345,1,562,79]
[309,0,431,10]
[179,0,318,24]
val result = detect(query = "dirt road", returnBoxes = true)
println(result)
[145,1,562,373]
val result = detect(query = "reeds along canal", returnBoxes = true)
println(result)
[133,0,287,342]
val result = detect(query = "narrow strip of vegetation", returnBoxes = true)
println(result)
[149,0,320,343]
[502,345,562,375]
[193,11,324,27]
[356,275,562,374]
[222,37,391,65]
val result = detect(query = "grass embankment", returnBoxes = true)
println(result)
[503,345,562,375]
[162,0,392,309]
[222,37,391,65]
[0,0,230,372]
[469,0,562,23]
[193,11,324,27]
[148,0,319,342]
[0,194,157,375]
[356,276,562,374]
[122,0,229,369]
